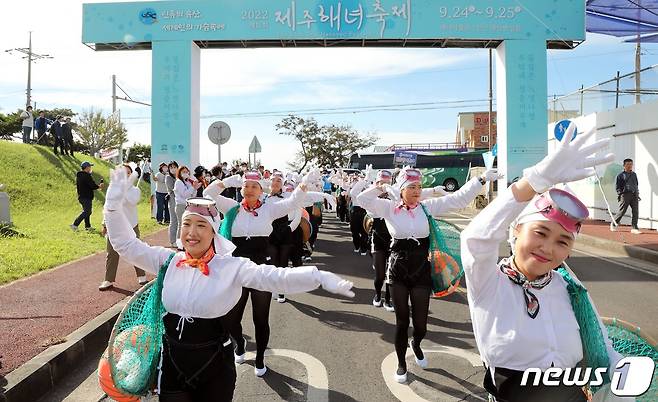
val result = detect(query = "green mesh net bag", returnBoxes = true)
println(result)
[420,204,464,298]
[106,252,175,396]
[599,317,658,401]
[219,205,240,241]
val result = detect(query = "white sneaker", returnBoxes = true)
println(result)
[254,365,268,377]
[409,339,428,369]
[610,222,617,232]
[372,296,383,307]
[394,369,407,383]
[383,301,395,312]
[360,251,367,256]
[70,224,78,232]
[234,337,247,364]
[137,276,148,285]
[98,281,113,291]
[277,294,286,303]
[353,249,359,253]
[631,228,642,234]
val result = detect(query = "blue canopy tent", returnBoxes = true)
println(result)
[586,1,658,101]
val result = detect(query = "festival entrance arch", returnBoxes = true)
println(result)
[82,0,584,181]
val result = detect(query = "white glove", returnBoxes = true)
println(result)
[380,183,400,201]
[481,168,504,182]
[301,169,321,185]
[432,185,448,196]
[523,123,614,193]
[104,166,130,211]
[365,165,377,183]
[222,174,243,188]
[316,270,354,298]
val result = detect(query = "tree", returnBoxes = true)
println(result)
[275,115,321,172]
[76,108,127,155]
[124,143,151,163]
[276,114,378,172]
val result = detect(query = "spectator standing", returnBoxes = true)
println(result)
[50,116,66,155]
[33,111,52,145]
[153,162,170,224]
[173,165,200,238]
[165,161,179,247]
[20,106,34,143]
[611,158,642,234]
[62,117,74,156]
[193,165,209,197]
[99,164,147,290]
[71,161,104,231]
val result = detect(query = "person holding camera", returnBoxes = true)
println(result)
[71,161,104,231]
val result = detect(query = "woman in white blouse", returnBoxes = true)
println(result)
[357,167,499,383]
[203,170,320,377]
[173,165,200,240]
[103,167,353,402]
[460,124,624,401]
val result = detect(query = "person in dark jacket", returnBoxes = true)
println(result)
[62,117,74,156]
[33,111,53,145]
[50,116,66,155]
[71,161,104,231]
[611,158,642,234]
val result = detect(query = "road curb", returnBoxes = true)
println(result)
[577,233,658,265]
[2,299,126,402]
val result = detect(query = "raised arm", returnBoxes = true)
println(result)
[422,177,483,216]
[460,185,529,301]
[236,259,354,297]
[104,168,172,273]
[356,184,392,218]
[268,186,306,219]
[203,180,238,213]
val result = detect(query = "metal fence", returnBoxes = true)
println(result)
[549,64,658,123]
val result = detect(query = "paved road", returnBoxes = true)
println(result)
[41,213,658,402]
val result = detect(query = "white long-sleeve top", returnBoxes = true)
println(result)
[123,186,141,227]
[174,179,196,205]
[460,188,622,376]
[204,182,305,238]
[104,207,324,320]
[356,177,483,239]
[349,180,369,207]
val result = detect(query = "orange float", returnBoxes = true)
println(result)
[98,348,140,402]
[429,250,462,298]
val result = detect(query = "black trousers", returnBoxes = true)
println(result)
[225,237,273,368]
[614,192,639,229]
[159,314,235,402]
[483,366,587,402]
[349,206,368,252]
[53,135,65,154]
[336,195,348,222]
[73,197,93,228]
[63,137,74,155]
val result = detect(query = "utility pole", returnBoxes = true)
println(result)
[111,74,151,161]
[635,35,641,104]
[488,48,493,151]
[4,32,53,108]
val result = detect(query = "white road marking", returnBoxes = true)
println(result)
[240,349,329,402]
[381,346,485,402]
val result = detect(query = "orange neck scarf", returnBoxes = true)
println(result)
[176,247,215,276]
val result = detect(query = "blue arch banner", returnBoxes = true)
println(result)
[83,0,584,45]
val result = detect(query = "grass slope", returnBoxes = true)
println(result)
[0,141,162,284]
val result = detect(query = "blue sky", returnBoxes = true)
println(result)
[1,1,657,169]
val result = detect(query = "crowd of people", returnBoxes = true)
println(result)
[64,122,643,401]
[20,107,76,155]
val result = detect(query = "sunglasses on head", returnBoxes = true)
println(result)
[244,171,262,181]
[185,197,219,220]
[535,189,589,233]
